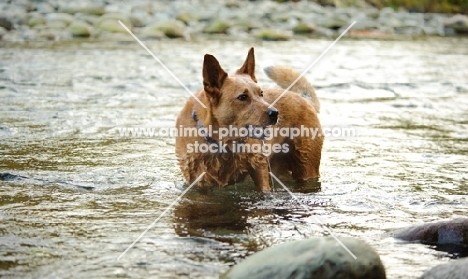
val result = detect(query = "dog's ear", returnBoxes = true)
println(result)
[203,54,228,99]
[235,47,257,83]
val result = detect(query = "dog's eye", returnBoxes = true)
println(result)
[237,94,248,101]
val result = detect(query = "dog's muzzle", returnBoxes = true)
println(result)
[267,108,279,125]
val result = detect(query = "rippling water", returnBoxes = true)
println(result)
[1,37,467,278]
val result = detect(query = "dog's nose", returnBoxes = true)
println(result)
[267,108,278,124]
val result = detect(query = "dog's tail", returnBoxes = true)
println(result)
[264,66,320,113]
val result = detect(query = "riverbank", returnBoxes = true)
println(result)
[0,0,467,42]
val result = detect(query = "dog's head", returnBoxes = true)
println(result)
[202,47,278,139]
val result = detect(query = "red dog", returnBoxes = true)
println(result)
[175,48,322,191]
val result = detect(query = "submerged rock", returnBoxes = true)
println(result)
[419,257,468,279]
[394,218,468,246]
[221,237,386,279]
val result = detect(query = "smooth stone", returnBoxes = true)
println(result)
[28,14,46,28]
[320,12,350,29]
[176,12,198,25]
[46,13,75,25]
[394,218,468,246]
[445,14,468,34]
[419,258,468,279]
[292,22,318,34]
[69,20,93,37]
[129,13,148,28]
[0,16,14,30]
[232,18,261,31]
[254,28,292,41]
[46,20,68,29]
[154,20,186,38]
[96,19,127,33]
[20,27,38,40]
[38,29,59,40]
[74,14,100,25]
[35,2,55,14]
[139,26,166,39]
[203,19,230,34]
[131,2,153,14]
[221,237,386,279]
[95,13,133,33]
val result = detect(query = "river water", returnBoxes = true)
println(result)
[1,37,467,278]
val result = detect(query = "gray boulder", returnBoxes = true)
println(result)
[419,257,468,279]
[221,237,386,279]
[394,218,468,246]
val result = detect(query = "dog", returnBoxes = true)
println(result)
[175,47,323,192]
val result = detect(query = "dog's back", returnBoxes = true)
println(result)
[264,66,320,113]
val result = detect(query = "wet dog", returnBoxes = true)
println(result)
[175,48,323,191]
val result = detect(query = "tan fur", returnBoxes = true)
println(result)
[264,65,320,113]
[175,48,323,192]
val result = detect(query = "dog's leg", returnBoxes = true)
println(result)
[248,159,271,192]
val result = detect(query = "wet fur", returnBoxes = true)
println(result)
[175,48,323,191]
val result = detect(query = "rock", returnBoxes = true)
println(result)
[131,2,153,14]
[232,18,261,31]
[139,26,166,39]
[292,22,318,34]
[46,13,75,26]
[96,19,127,33]
[69,20,93,37]
[46,20,68,29]
[35,2,55,14]
[38,29,59,41]
[320,12,349,29]
[221,237,386,279]
[394,218,468,246]
[28,14,46,28]
[59,3,106,16]
[129,13,148,28]
[0,16,13,31]
[176,12,198,25]
[203,19,231,34]
[20,27,37,41]
[254,28,292,41]
[419,258,468,279]
[95,13,133,33]
[153,20,186,38]
[0,26,7,38]
[74,14,100,25]
[445,14,468,34]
